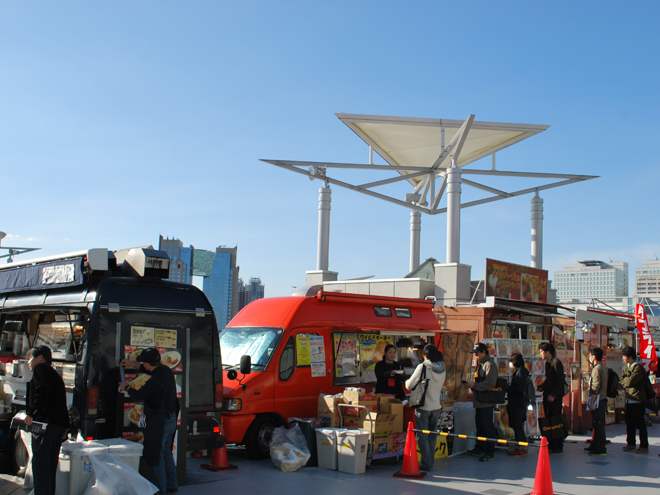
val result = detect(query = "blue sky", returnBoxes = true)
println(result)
[1,2,659,297]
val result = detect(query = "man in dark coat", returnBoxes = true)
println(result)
[120,347,178,494]
[537,342,565,455]
[25,345,70,495]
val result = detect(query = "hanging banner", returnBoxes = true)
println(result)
[636,304,658,372]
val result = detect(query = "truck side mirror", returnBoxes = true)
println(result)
[240,355,252,375]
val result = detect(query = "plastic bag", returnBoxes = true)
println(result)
[269,424,310,472]
[83,450,158,495]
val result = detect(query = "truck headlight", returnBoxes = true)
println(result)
[222,399,242,411]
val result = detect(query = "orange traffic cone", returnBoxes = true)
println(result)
[393,421,427,479]
[202,419,237,471]
[528,436,554,495]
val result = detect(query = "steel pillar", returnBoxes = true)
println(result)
[317,186,332,271]
[410,210,421,272]
[446,160,461,263]
[531,191,543,268]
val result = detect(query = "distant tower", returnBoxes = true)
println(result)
[158,236,193,284]
[238,276,265,311]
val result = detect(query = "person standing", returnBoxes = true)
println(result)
[620,346,649,454]
[506,352,530,457]
[537,342,566,455]
[375,344,407,400]
[120,348,179,494]
[24,345,70,495]
[466,342,498,462]
[405,344,446,472]
[585,347,608,456]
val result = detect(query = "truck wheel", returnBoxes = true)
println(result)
[245,416,277,460]
[13,432,28,476]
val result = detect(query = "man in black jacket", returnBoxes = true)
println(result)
[537,342,566,455]
[25,345,70,495]
[120,347,178,494]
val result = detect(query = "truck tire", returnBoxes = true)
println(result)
[244,416,278,460]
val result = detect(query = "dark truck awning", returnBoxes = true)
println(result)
[0,257,84,294]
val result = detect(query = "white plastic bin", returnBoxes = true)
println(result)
[315,428,343,470]
[96,437,144,471]
[337,429,370,475]
[58,441,108,495]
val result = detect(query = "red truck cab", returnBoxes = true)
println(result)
[220,291,440,458]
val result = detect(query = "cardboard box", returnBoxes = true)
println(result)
[317,394,345,427]
[373,435,392,455]
[379,397,404,433]
[361,412,396,438]
[392,432,407,453]
[343,388,379,416]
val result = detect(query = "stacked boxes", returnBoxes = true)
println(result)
[318,394,345,427]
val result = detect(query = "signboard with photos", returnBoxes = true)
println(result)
[481,338,547,386]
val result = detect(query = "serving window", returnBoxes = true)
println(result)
[332,331,433,387]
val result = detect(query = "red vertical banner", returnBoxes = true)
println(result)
[636,303,658,372]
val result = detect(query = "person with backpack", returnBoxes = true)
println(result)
[120,347,180,493]
[405,344,446,472]
[585,347,608,456]
[620,346,649,454]
[506,352,531,457]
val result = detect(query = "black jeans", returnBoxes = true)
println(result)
[508,406,527,445]
[590,399,607,451]
[625,401,648,448]
[32,424,65,495]
[475,406,496,455]
[542,397,564,451]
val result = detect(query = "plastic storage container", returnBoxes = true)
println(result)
[58,441,108,495]
[337,429,370,475]
[315,427,343,470]
[289,418,322,467]
[95,437,144,471]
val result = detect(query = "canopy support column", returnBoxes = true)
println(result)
[410,210,421,272]
[446,159,462,264]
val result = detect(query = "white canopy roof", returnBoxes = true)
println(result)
[337,113,549,188]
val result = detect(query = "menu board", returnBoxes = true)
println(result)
[130,326,155,346]
[334,334,358,378]
[310,335,326,377]
[358,334,392,371]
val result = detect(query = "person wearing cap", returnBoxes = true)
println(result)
[120,348,179,494]
[466,342,498,462]
[24,345,70,495]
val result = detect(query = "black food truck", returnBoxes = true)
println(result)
[0,247,223,482]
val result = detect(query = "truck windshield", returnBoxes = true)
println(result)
[220,327,283,370]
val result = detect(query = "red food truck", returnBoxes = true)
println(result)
[219,291,441,458]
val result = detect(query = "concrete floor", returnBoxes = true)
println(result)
[2,422,659,495]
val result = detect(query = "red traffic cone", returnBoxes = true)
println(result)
[528,436,554,495]
[202,419,237,471]
[393,421,427,479]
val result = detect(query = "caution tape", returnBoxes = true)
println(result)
[410,429,533,448]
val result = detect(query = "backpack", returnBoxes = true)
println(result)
[606,368,620,399]
[523,375,536,406]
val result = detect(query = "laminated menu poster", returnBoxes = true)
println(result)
[125,345,183,372]
[334,334,357,377]
[309,335,326,377]
[510,340,522,355]
[359,334,392,371]
[482,339,496,357]
[296,335,311,367]
[125,372,182,398]
[496,339,510,357]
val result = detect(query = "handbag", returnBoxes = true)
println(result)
[409,365,429,409]
[474,377,508,404]
[538,413,568,441]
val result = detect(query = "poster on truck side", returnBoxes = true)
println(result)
[310,335,326,377]
[486,259,548,303]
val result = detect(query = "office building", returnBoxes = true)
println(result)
[203,246,240,329]
[238,277,265,311]
[158,236,193,284]
[635,259,660,295]
[554,260,628,305]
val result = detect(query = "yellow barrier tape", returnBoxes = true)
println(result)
[458,434,467,439]
[477,437,487,442]
[497,439,507,444]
